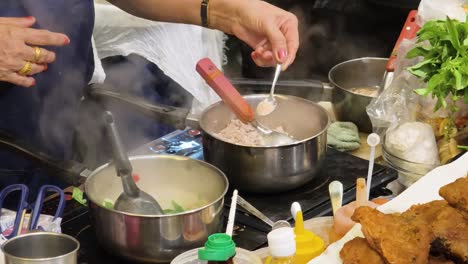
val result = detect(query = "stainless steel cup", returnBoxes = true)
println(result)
[1,232,79,264]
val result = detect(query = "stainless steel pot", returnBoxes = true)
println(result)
[1,232,79,264]
[0,134,229,263]
[329,57,387,133]
[85,155,228,263]
[200,94,330,193]
[87,87,330,193]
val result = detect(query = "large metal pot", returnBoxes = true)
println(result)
[329,57,387,133]
[85,155,228,263]
[87,87,330,193]
[0,134,229,263]
[200,94,330,193]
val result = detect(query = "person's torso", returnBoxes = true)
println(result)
[0,0,95,192]
[0,0,95,160]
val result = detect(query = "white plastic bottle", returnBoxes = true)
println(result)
[267,227,296,264]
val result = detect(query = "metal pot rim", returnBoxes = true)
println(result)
[1,232,80,262]
[199,94,331,148]
[84,154,229,218]
[328,57,387,97]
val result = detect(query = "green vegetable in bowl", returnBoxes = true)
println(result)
[103,198,115,209]
[406,16,468,111]
[163,201,186,214]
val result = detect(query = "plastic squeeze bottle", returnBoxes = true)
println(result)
[291,202,325,263]
[267,227,296,264]
[198,233,236,264]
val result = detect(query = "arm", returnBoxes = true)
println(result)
[106,0,203,27]
[107,0,299,69]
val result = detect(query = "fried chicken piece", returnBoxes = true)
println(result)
[428,255,455,264]
[352,206,432,264]
[402,200,449,225]
[340,237,385,264]
[431,205,468,264]
[439,177,468,214]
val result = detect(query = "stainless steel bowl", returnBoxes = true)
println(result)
[1,232,79,264]
[84,155,229,263]
[329,57,387,133]
[199,94,330,193]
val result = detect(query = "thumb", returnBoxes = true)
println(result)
[0,16,36,27]
[264,21,287,64]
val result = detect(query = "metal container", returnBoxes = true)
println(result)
[329,57,387,133]
[199,94,330,193]
[1,232,79,264]
[84,155,229,263]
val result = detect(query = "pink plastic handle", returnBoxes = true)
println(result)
[386,10,420,72]
[196,58,254,123]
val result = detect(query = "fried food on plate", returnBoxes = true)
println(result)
[430,205,468,264]
[402,200,449,225]
[340,237,385,264]
[439,177,468,214]
[351,206,432,264]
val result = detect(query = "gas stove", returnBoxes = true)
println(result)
[55,128,397,263]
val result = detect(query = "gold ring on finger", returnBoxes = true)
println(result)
[33,46,42,63]
[18,61,32,76]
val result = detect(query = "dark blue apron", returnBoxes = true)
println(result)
[0,0,95,197]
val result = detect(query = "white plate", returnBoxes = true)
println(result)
[309,152,468,264]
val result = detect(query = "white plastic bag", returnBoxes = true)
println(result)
[417,0,466,26]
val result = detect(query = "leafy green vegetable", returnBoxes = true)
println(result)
[103,198,114,209]
[406,16,468,112]
[163,200,186,214]
[458,145,468,150]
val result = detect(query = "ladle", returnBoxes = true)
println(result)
[196,58,296,146]
[256,64,281,116]
[103,111,163,215]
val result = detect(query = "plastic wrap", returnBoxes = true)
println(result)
[92,4,225,115]
[416,0,466,26]
[0,209,62,245]
[365,0,468,185]
[366,38,424,135]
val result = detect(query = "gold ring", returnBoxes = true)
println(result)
[18,61,32,76]
[33,47,41,63]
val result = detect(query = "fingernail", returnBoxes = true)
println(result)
[251,53,257,60]
[30,79,36,87]
[26,16,34,20]
[43,64,48,71]
[277,49,287,62]
[63,37,70,45]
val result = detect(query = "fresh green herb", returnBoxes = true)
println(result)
[458,145,468,150]
[406,17,468,112]
[163,200,186,214]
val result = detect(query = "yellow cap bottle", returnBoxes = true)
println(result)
[291,202,325,264]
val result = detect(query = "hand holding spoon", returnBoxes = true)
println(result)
[196,58,296,146]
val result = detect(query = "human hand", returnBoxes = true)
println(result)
[209,0,299,70]
[0,17,70,87]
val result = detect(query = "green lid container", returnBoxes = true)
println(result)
[198,233,236,261]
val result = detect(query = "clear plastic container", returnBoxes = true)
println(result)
[171,247,263,264]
